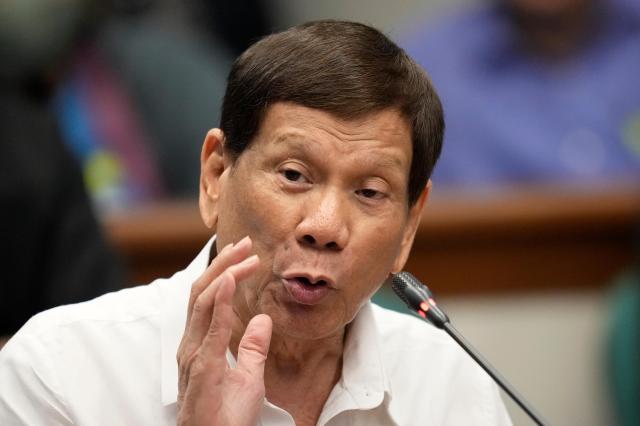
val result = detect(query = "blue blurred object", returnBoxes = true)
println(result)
[402,1,640,188]
[54,47,165,212]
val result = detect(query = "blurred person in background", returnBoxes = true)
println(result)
[402,0,640,188]
[403,2,640,424]
[0,0,273,344]
[51,0,271,212]
[0,0,125,347]
[5,0,271,214]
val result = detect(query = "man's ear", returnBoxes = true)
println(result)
[391,179,432,274]
[199,128,227,229]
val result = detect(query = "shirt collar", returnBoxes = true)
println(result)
[160,237,392,416]
[316,302,393,425]
[342,301,392,404]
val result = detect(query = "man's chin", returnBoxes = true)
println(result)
[266,307,346,343]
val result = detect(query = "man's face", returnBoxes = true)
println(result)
[205,102,425,341]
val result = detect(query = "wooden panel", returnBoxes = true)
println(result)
[407,184,640,295]
[104,184,640,294]
[105,202,211,285]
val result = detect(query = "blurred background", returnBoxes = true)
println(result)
[1,0,639,425]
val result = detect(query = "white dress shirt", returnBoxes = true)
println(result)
[0,239,511,425]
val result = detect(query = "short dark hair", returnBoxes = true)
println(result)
[220,20,444,206]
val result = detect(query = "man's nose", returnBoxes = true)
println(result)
[295,189,349,251]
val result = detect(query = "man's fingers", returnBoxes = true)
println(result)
[186,236,253,324]
[200,273,237,371]
[183,254,260,354]
[178,272,236,399]
[225,254,260,284]
[236,314,273,381]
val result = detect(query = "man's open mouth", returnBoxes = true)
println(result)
[296,276,328,287]
[282,276,333,305]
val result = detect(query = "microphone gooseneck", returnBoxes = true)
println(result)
[391,272,550,426]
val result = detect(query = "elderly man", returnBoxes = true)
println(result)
[0,21,511,425]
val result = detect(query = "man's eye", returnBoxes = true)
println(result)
[356,188,383,199]
[282,169,305,182]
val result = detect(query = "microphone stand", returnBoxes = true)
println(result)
[392,271,551,426]
[442,322,549,426]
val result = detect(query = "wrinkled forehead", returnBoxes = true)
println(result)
[249,102,413,168]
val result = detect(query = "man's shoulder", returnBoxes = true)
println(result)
[4,271,193,363]
[371,303,474,381]
[0,278,184,425]
[371,303,452,348]
[370,303,512,425]
[18,280,167,338]
[371,303,484,373]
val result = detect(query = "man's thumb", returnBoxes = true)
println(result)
[237,314,272,378]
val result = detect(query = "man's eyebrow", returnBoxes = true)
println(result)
[269,132,325,156]
[270,131,408,173]
[271,131,311,146]
[362,154,406,171]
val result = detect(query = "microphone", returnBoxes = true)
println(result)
[391,271,550,426]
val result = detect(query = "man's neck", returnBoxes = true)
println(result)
[265,328,345,376]
[230,313,346,426]
[229,313,345,379]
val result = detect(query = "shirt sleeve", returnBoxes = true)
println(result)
[0,332,73,425]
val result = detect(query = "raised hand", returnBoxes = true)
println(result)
[177,237,273,426]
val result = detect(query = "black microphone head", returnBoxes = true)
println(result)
[391,272,449,328]
[391,272,429,311]
[390,273,413,307]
